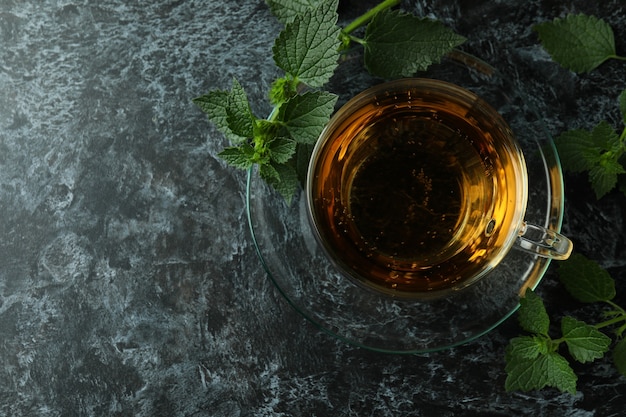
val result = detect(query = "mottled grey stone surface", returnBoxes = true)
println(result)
[1,0,625,416]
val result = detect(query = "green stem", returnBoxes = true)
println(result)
[595,314,626,330]
[611,54,626,63]
[548,337,566,351]
[606,300,626,314]
[267,105,280,122]
[593,300,626,330]
[342,0,401,35]
[347,34,367,46]
[594,300,626,329]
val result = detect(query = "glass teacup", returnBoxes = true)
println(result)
[306,78,572,299]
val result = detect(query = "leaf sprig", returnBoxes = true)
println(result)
[194,0,343,203]
[193,0,465,202]
[534,13,626,198]
[554,92,626,199]
[534,14,626,74]
[505,12,626,395]
[505,254,626,394]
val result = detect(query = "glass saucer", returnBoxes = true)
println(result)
[246,51,565,353]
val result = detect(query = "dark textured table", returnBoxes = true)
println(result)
[2,1,625,416]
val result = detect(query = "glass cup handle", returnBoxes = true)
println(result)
[516,222,573,260]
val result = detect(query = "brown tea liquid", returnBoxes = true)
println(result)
[308,81,524,297]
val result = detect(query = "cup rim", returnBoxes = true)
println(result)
[306,77,529,299]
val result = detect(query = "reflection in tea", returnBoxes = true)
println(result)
[308,82,526,296]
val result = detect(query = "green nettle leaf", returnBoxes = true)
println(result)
[218,145,255,169]
[278,91,338,144]
[539,353,578,394]
[554,129,601,173]
[268,137,297,164]
[295,143,314,184]
[226,78,256,139]
[555,121,624,198]
[518,289,550,336]
[534,14,617,73]
[613,337,626,377]
[507,336,549,360]
[272,0,341,87]
[265,0,323,24]
[193,90,246,143]
[263,162,300,204]
[259,161,281,182]
[592,121,621,153]
[589,158,625,199]
[363,9,466,79]
[561,316,611,363]
[505,352,577,394]
[558,253,616,303]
